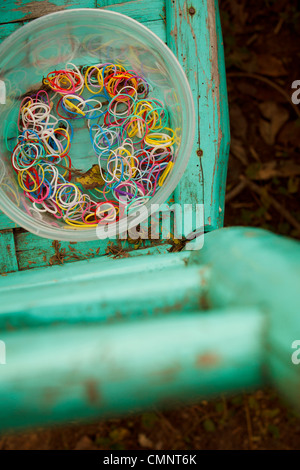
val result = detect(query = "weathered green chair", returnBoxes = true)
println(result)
[0,0,299,431]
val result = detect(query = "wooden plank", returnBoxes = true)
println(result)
[191,227,300,411]
[0,247,184,291]
[0,307,264,430]
[0,261,204,328]
[0,211,19,230]
[0,229,18,273]
[13,230,171,270]
[0,246,185,292]
[0,4,166,42]
[0,21,23,42]
[166,0,205,232]
[0,0,96,24]
[99,0,165,24]
[166,0,230,231]
[142,19,166,42]
[14,230,112,270]
[0,0,164,24]
[213,0,230,228]
[101,0,134,4]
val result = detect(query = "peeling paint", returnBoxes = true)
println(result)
[196,353,220,368]
[85,380,101,405]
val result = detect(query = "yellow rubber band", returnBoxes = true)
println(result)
[158,161,173,187]
[64,99,86,116]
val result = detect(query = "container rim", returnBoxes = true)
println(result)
[0,8,195,241]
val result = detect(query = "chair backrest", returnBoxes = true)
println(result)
[0,0,235,431]
[0,0,230,276]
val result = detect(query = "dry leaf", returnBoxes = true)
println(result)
[74,436,97,450]
[249,146,261,162]
[228,0,249,32]
[256,54,287,77]
[250,161,277,180]
[258,119,273,145]
[278,120,300,147]
[241,53,287,77]
[75,164,105,189]
[231,137,248,165]
[288,177,300,194]
[246,160,300,180]
[258,102,289,145]
[259,101,287,121]
[230,104,248,139]
[237,81,258,98]
[109,428,130,441]
[138,433,154,449]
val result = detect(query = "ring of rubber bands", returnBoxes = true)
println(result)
[12,61,176,229]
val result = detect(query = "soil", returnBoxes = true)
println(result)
[1,390,300,450]
[0,0,299,451]
[223,0,300,238]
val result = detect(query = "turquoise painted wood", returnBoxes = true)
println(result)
[0,252,204,329]
[0,0,229,249]
[0,0,96,23]
[4,1,293,433]
[0,211,19,230]
[1,227,300,430]
[0,229,18,273]
[0,305,264,429]
[0,22,23,42]
[189,227,300,413]
[166,0,229,231]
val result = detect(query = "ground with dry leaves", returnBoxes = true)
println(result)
[224,0,300,237]
[0,0,299,451]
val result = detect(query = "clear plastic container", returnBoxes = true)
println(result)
[0,9,195,241]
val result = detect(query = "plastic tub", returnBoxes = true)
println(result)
[0,9,195,241]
